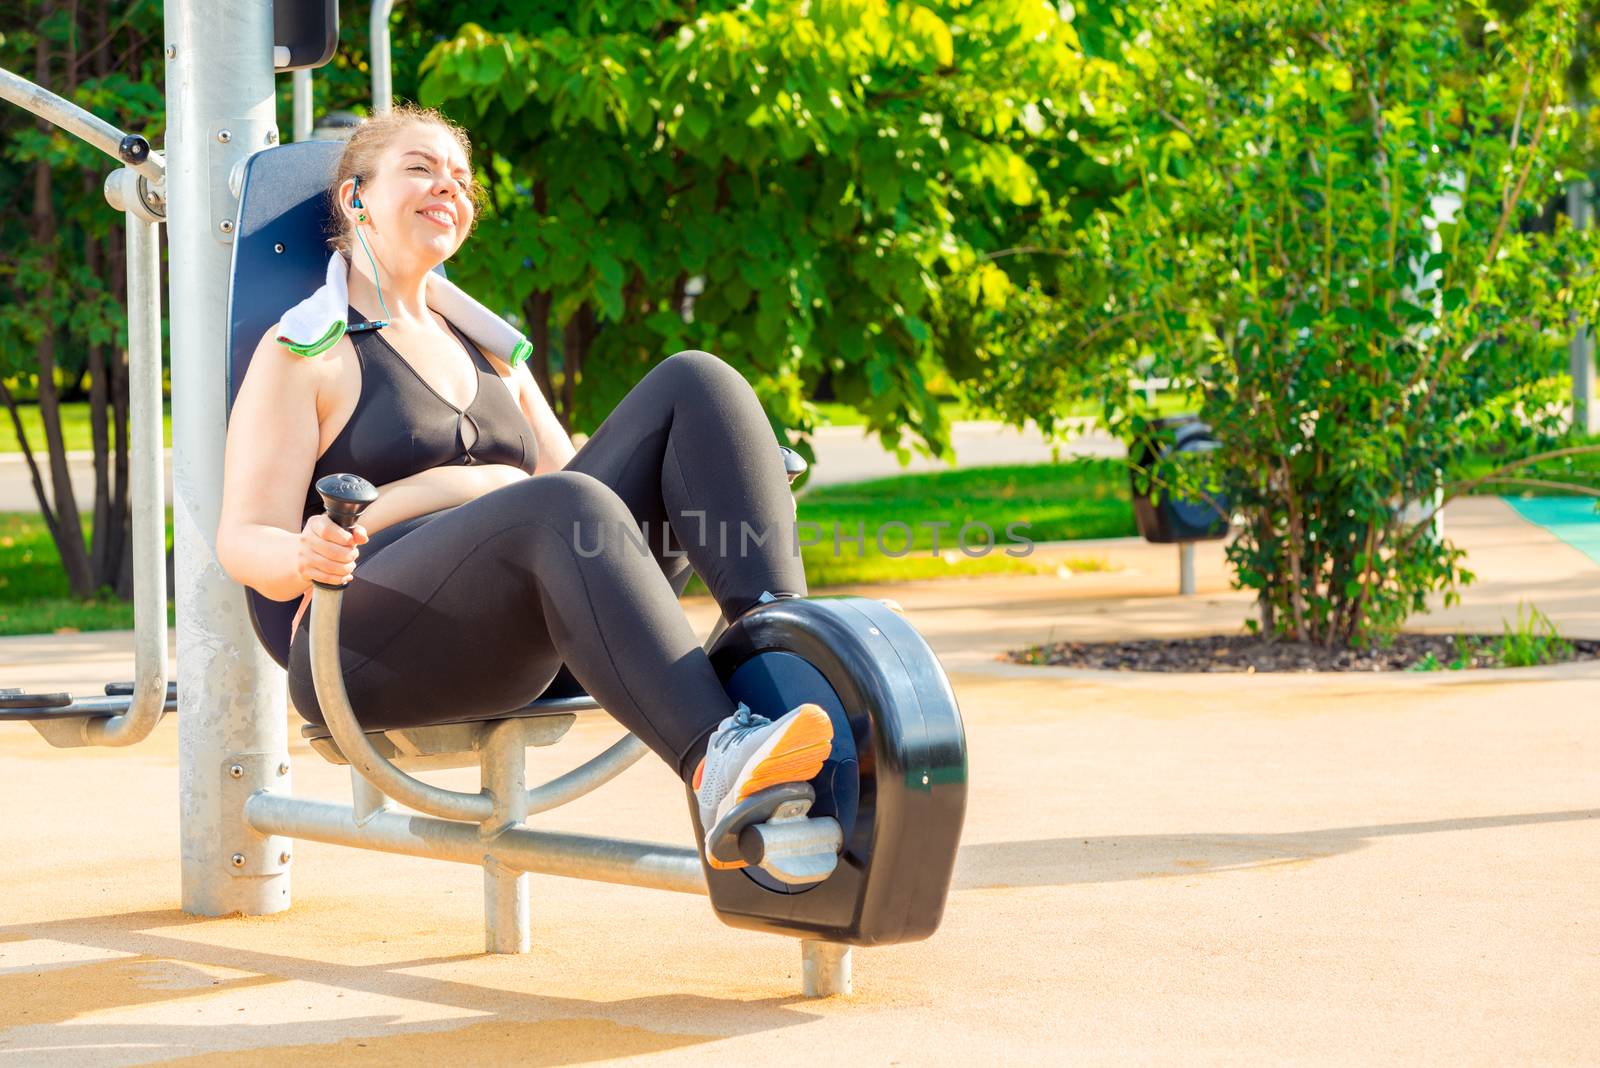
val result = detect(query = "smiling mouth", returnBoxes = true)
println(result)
[417,210,455,228]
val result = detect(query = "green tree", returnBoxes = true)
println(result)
[0,0,165,599]
[407,0,1084,465]
[973,0,1600,645]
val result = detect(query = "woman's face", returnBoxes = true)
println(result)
[345,124,476,273]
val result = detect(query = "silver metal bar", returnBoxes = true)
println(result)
[703,614,729,653]
[371,0,398,114]
[171,0,290,918]
[1570,179,1597,435]
[11,695,176,720]
[292,69,313,144]
[245,793,708,896]
[0,65,165,182]
[1178,543,1196,596]
[801,940,852,997]
[481,720,531,953]
[526,734,648,816]
[309,589,494,822]
[349,767,390,826]
[83,209,169,747]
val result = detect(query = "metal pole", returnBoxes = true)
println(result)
[371,0,398,114]
[168,1,289,917]
[84,198,169,747]
[245,793,709,895]
[1569,179,1597,435]
[1178,543,1196,596]
[292,69,313,143]
[0,65,165,182]
[481,720,531,954]
[801,940,853,997]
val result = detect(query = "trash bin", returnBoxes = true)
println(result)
[1129,415,1229,544]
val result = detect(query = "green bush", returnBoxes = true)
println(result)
[974,0,1600,646]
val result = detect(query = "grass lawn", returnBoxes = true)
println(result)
[808,393,1196,430]
[792,458,1133,585]
[0,459,1133,635]
[0,510,175,637]
[0,401,173,454]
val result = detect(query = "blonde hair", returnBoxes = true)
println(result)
[326,103,482,252]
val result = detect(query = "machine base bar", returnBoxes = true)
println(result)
[246,793,708,896]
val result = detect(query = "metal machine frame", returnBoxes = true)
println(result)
[0,2,968,1001]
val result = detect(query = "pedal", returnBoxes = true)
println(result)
[704,782,816,869]
[740,803,844,886]
[704,782,844,886]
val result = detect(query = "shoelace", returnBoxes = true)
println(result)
[710,702,770,754]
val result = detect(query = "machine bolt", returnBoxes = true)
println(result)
[165,45,176,59]
[228,763,243,778]
[219,219,234,234]
[277,761,290,776]
[230,853,245,868]
[266,130,279,144]
[216,129,232,144]
[278,851,292,865]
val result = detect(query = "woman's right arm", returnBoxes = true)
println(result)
[216,325,366,602]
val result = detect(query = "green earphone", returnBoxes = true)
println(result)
[349,175,391,331]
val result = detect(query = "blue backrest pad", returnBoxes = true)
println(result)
[225,141,344,669]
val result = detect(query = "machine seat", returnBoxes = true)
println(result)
[297,668,601,770]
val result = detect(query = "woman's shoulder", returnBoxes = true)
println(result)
[238,321,357,423]
[250,319,357,373]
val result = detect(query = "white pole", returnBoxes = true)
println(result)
[371,0,398,114]
[1569,179,1596,435]
[167,0,290,916]
[292,69,313,143]
[1178,543,1196,596]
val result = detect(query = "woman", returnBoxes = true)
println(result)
[216,104,832,870]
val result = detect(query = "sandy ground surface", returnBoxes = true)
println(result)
[0,496,1596,1065]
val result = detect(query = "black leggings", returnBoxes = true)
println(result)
[286,350,807,782]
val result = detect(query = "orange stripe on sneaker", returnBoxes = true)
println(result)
[735,704,834,802]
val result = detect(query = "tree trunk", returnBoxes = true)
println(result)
[560,302,595,430]
[89,0,133,598]
[86,217,112,584]
[522,288,555,412]
[32,8,95,597]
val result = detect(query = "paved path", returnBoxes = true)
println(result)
[1,497,1595,1064]
[0,420,1120,510]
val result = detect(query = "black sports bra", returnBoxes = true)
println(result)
[248,307,539,669]
[298,306,539,527]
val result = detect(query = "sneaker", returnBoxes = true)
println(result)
[692,701,834,869]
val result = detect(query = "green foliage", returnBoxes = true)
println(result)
[1495,602,1574,666]
[0,4,167,393]
[408,0,1086,460]
[971,0,1600,646]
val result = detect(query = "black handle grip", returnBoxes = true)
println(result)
[118,134,151,165]
[315,473,378,531]
[778,446,807,486]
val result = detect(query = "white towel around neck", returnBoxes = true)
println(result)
[274,250,531,368]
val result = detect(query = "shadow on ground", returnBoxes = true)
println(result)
[0,909,814,1065]
[954,809,1599,888]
